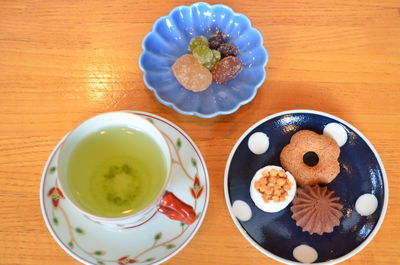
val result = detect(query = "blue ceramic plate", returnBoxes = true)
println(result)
[224,110,388,264]
[139,2,268,118]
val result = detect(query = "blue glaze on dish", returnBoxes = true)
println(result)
[226,111,387,263]
[139,2,268,118]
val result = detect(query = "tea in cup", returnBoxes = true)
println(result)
[57,112,196,228]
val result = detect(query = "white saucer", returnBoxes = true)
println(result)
[40,111,210,265]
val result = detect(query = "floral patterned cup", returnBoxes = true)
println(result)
[57,112,196,229]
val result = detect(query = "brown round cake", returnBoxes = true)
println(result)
[291,185,343,235]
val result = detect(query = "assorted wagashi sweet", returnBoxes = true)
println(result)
[250,166,297,213]
[172,30,243,92]
[248,129,351,236]
[280,130,340,187]
[172,54,212,92]
[291,185,343,235]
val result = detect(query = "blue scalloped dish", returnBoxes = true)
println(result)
[139,2,268,118]
[224,110,388,264]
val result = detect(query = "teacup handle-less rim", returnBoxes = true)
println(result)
[57,112,172,221]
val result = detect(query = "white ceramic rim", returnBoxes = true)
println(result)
[223,109,389,265]
[40,111,210,265]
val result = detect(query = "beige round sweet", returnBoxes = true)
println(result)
[172,54,212,92]
[280,130,340,187]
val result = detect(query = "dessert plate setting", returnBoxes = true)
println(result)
[40,111,210,265]
[139,2,268,118]
[224,110,388,264]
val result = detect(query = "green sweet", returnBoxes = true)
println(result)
[192,45,214,68]
[211,49,221,64]
[189,36,209,52]
[205,50,221,70]
[192,46,222,70]
[205,49,221,70]
[212,49,221,61]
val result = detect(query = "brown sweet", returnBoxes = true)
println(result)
[291,185,343,235]
[172,54,212,92]
[218,43,239,57]
[208,31,228,49]
[280,130,340,187]
[212,56,242,84]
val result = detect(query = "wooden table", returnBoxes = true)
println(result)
[1,0,399,264]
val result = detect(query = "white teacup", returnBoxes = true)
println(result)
[57,112,196,229]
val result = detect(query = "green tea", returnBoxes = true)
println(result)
[67,127,167,218]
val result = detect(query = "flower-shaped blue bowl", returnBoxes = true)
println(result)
[139,2,268,118]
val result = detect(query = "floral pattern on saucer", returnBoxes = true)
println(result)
[41,112,209,265]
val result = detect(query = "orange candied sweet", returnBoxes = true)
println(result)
[254,168,293,203]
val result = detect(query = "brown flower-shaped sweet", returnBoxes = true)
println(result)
[280,130,340,187]
[291,185,343,235]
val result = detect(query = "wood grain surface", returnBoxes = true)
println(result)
[0,0,399,264]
